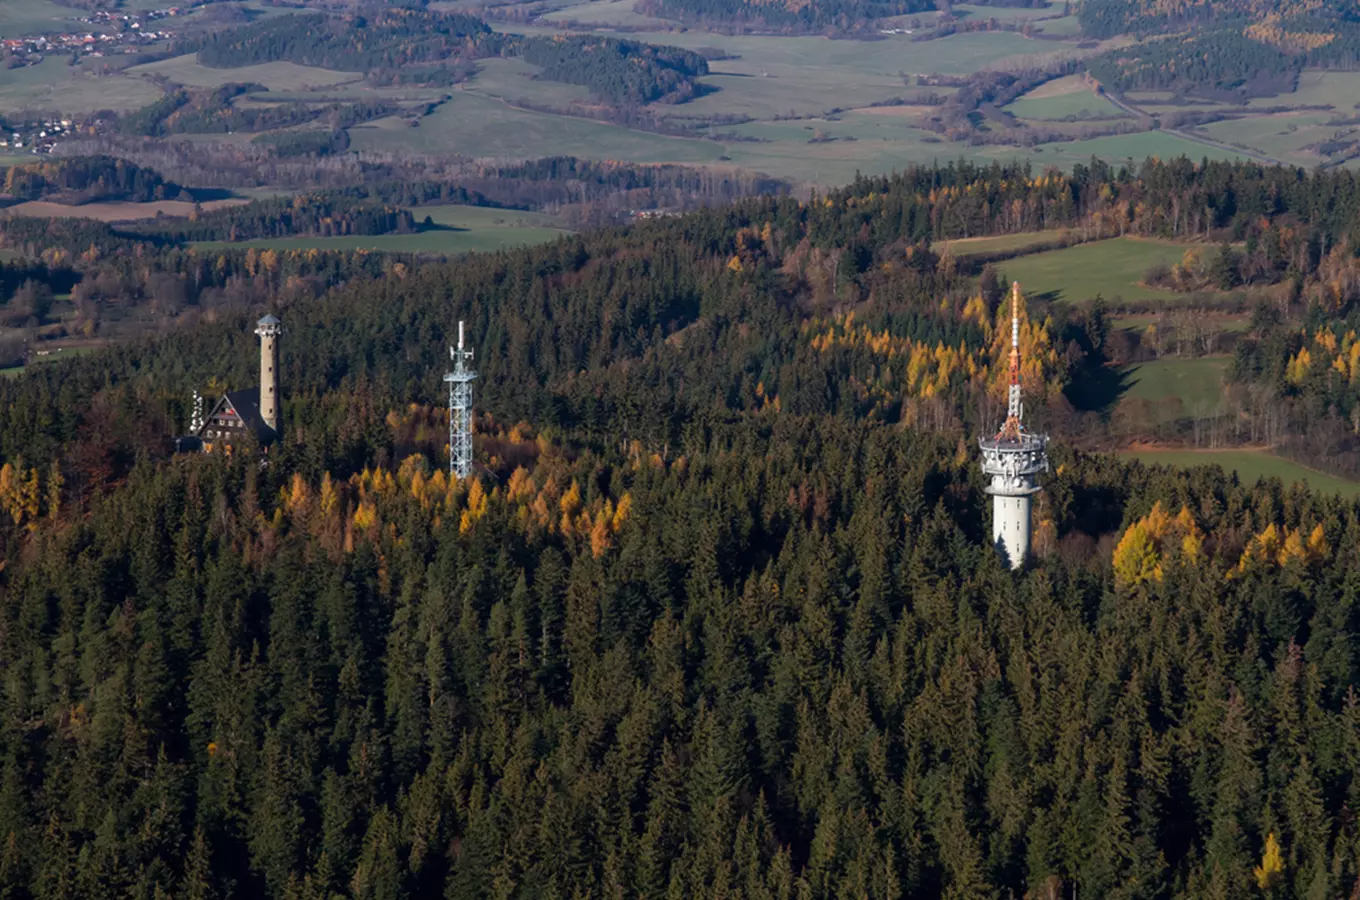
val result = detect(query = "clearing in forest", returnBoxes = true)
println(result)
[996,238,1194,304]
[1121,448,1360,498]
[1122,356,1228,412]
[936,230,1069,256]
[191,204,571,255]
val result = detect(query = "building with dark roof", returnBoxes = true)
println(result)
[178,315,282,453]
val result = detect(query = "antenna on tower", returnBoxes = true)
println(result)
[1008,280,1023,425]
[444,320,477,479]
[978,281,1048,570]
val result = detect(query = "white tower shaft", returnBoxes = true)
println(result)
[255,315,282,434]
[445,320,476,479]
[979,283,1048,570]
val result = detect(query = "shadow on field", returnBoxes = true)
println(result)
[1066,362,1134,415]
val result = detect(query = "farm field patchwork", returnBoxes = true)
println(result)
[1121,448,1360,497]
[994,238,1191,303]
[191,204,571,255]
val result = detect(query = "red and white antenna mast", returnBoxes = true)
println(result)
[996,282,1025,441]
[978,281,1048,569]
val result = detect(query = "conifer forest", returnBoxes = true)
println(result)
[3,158,1360,900]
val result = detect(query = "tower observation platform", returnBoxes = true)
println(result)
[979,282,1049,569]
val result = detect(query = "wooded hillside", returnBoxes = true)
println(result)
[1,159,1360,900]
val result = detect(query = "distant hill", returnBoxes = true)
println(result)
[1082,0,1360,97]
[1078,0,1360,38]
[177,9,710,105]
[633,0,937,30]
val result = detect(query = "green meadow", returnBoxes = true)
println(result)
[1121,449,1360,498]
[191,205,571,255]
[348,92,726,164]
[0,57,162,115]
[126,55,363,90]
[937,230,1069,256]
[996,238,1190,303]
[1123,356,1228,412]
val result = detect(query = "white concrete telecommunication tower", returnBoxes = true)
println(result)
[979,283,1048,569]
[444,321,476,479]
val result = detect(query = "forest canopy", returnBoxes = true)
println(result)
[1,157,1360,900]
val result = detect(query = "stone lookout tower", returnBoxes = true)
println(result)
[183,314,284,452]
[979,283,1048,569]
[255,313,282,434]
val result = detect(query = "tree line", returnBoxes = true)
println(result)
[0,156,189,206]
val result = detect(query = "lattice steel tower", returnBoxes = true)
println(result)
[444,320,476,479]
[979,282,1049,569]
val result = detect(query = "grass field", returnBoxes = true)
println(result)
[1114,313,1251,333]
[5,199,248,221]
[349,91,726,163]
[989,131,1251,167]
[1123,356,1228,412]
[1247,71,1360,110]
[0,345,97,379]
[0,0,82,37]
[1200,112,1338,167]
[523,27,1044,79]
[540,0,677,27]
[192,204,571,255]
[955,2,1057,19]
[1121,448,1360,497]
[464,57,594,108]
[937,230,1069,255]
[127,55,363,90]
[1036,15,1081,35]
[718,131,980,185]
[0,57,163,115]
[995,238,1190,303]
[1005,75,1128,120]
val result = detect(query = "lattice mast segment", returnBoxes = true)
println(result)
[444,321,477,479]
[979,282,1049,569]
